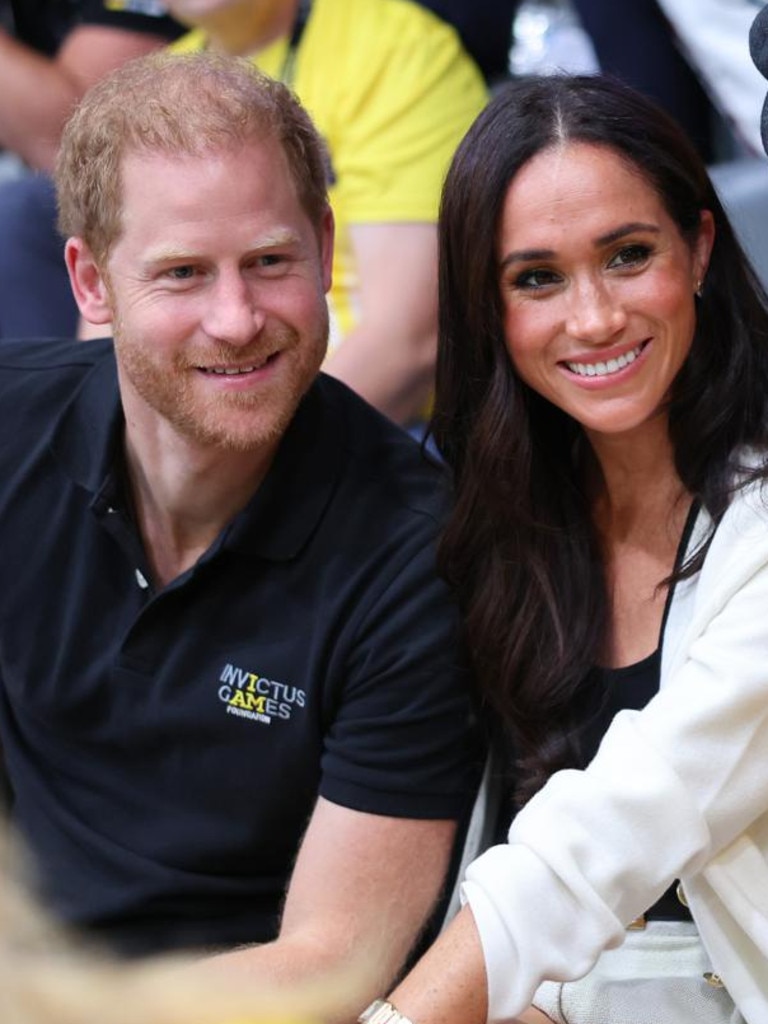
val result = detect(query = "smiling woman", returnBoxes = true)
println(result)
[370,74,768,1024]
[497,140,713,442]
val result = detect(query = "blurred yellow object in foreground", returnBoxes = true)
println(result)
[0,830,361,1024]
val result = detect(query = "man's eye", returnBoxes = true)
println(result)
[608,244,652,269]
[168,266,196,280]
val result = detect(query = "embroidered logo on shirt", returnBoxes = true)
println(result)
[218,662,305,725]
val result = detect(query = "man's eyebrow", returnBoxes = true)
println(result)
[499,222,661,270]
[144,231,301,266]
[143,248,199,266]
[247,229,302,249]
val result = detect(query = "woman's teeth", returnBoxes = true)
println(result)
[565,343,644,377]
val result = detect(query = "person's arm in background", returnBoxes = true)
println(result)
[324,223,438,426]
[0,24,175,172]
[319,3,488,426]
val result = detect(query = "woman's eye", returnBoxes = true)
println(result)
[514,267,561,290]
[608,244,651,269]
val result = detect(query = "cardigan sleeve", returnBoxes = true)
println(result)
[462,481,768,1020]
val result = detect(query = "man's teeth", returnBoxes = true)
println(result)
[210,366,257,375]
[203,359,269,375]
[565,344,643,377]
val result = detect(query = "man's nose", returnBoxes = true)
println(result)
[202,272,265,346]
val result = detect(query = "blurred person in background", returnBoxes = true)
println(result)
[0,1,183,338]
[569,0,716,160]
[570,0,767,161]
[1,0,183,172]
[750,0,768,151]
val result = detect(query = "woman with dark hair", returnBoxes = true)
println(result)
[358,75,768,1024]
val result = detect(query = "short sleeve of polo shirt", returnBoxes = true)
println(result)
[78,0,183,37]
[316,516,478,819]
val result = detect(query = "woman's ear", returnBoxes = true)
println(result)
[64,237,114,326]
[694,209,716,291]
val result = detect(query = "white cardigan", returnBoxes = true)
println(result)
[462,475,768,1024]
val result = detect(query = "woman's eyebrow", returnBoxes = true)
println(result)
[500,247,556,270]
[595,222,660,246]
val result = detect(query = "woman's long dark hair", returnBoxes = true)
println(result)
[433,75,768,803]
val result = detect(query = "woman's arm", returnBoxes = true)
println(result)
[388,906,487,1024]
[386,485,768,1023]
[385,906,551,1024]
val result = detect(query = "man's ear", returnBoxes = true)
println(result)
[64,237,114,325]
[320,205,334,294]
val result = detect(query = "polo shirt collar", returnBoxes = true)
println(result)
[51,352,344,562]
[51,349,124,499]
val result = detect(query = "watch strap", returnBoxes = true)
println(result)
[358,999,415,1024]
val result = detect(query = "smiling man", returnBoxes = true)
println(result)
[0,51,479,1004]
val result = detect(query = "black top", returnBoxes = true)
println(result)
[565,503,699,922]
[496,502,700,920]
[575,500,700,768]
[0,338,480,955]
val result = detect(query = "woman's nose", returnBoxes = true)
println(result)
[565,278,627,344]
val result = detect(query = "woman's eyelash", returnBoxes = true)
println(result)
[514,268,561,289]
[609,243,653,267]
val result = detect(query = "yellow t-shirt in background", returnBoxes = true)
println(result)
[171,0,488,348]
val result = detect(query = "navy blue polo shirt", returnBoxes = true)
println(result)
[0,339,478,956]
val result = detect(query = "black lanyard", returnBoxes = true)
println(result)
[280,0,312,84]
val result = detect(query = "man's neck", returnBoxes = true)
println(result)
[202,0,301,58]
[123,423,277,589]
